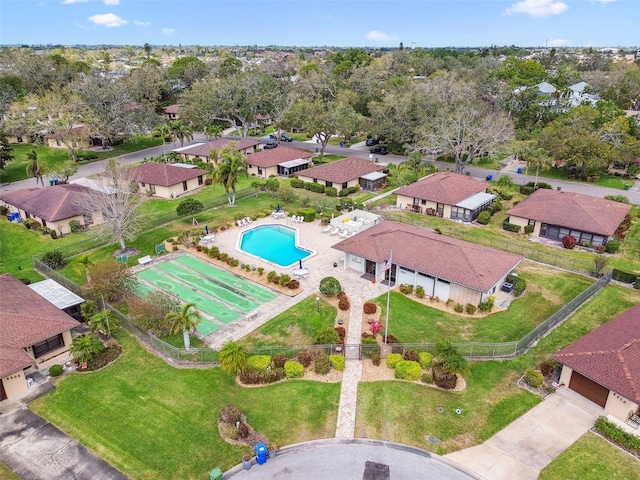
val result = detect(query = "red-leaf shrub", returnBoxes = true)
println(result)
[562,235,577,249]
[297,350,313,367]
[338,296,350,311]
[363,303,377,314]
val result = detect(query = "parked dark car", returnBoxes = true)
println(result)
[263,140,278,149]
[370,145,388,155]
[366,137,379,147]
[269,133,293,142]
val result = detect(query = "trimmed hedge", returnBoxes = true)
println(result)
[329,354,345,371]
[297,208,316,222]
[284,360,305,378]
[325,187,337,197]
[49,364,63,377]
[502,220,521,233]
[395,360,422,381]
[525,369,544,388]
[247,355,272,371]
[290,178,304,188]
[594,416,640,454]
[319,277,342,297]
[309,182,325,193]
[313,355,331,375]
[477,211,491,225]
[418,352,432,369]
[386,353,403,369]
[612,268,638,284]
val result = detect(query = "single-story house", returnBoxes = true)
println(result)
[553,304,640,423]
[506,189,632,246]
[245,146,314,178]
[28,278,85,320]
[395,172,494,222]
[163,104,182,121]
[47,124,93,150]
[0,274,80,401]
[172,138,260,163]
[333,221,522,306]
[131,163,207,199]
[296,157,387,192]
[0,184,105,235]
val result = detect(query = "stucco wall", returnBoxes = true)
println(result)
[140,177,204,199]
[247,164,278,179]
[1,371,28,400]
[605,390,639,422]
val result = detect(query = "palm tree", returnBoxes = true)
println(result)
[25,149,44,187]
[169,120,193,147]
[432,339,469,389]
[165,302,202,351]
[203,124,223,140]
[89,310,120,339]
[70,334,105,365]
[151,124,171,161]
[212,145,248,206]
[218,340,250,375]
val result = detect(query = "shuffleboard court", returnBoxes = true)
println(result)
[155,262,259,313]
[174,255,277,303]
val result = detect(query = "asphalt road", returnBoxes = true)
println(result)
[2,135,639,206]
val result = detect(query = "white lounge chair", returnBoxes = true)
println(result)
[322,225,332,233]
[237,220,243,227]
[244,217,252,223]
[346,230,355,237]
[330,227,339,235]
[340,229,349,238]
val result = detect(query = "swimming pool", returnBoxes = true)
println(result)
[239,224,314,268]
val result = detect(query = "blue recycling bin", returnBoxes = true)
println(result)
[517,167,522,174]
[486,174,493,181]
[254,442,267,465]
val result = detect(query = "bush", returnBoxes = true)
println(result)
[319,276,342,297]
[257,267,264,276]
[49,364,63,377]
[478,297,495,313]
[267,271,277,283]
[41,250,66,270]
[278,274,291,287]
[176,198,204,217]
[297,207,316,222]
[403,349,420,362]
[604,194,630,203]
[329,354,345,371]
[286,279,300,290]
[605,240,620,253]
[524,225,534,234]
[296,350,314,367]
[338,188,350,197]
[477,211,491,225]
[290,178,304,188]
[415,285,425,298]
[418,352,432,369]
[315,327,340,345]
[313,355,331,375]
[502,220,521,233]
[539,360,557,376]
[308,182,324,194]
[525,369,544,388]
[611,269,638,284]
[284,360,305,378]
[363,303,377,314]
[395,361,422,381]
[386,353,403,369]
[432,361,458,389]
[465,304,477,315]
[247,355,272,371]
[421,372,433,384]
[325,187,337,197]
[519,185,535,195]
[454,303,463,313]
[273,353,287,368]
[398,284,414,295]
[348,186,358,194]
[338,296,350,311]
[562,235,577,249]
[69,219,82,233]
[24,218,41,230]
[371,353,381,366]
[334,326,346,341]
[220,405,242,424]
[594,416,640,454]
[49,229,58,239]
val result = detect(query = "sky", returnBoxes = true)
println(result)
[0,0,637,48]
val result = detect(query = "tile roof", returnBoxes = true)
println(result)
[0,184,96,222]
[132,163,207,187]
[0,274,79,378]
[174,138,260,157]
[245,146,314,168]
[299,157,385,184]
[395,172,490,205]
[506,189,632,236]
[553,304,640,403]
[333,221,522,292]
[163,104,182,114]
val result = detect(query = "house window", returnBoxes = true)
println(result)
[528,219,535,226]
[413,198,420,206]
[342,182,348,189]
[258,167,263,176]
[351,255,361,263]
[436,203,444,216]
[17,136,23,143]
[141,182,145,187]
[33,334,64,358]
[182,181,188,191]
[56,139,61,146]
[326,181,333,188]
[198,175,203,186]
[149,185,156,194]
[42,220,47,227]
[421,199,427,205]
[313,178,317,183]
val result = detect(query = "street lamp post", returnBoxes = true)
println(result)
[316,296,320,312]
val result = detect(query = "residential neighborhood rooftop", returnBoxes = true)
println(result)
[244,146,313,168]
[132,163,207,186]
[300,157,385,184]
[0,184,95,222]
[172,138,259,156]
[395,172,490,205]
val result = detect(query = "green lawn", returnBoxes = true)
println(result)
[533,166,629,190]
[30,332,340,480]
[539,432,640,480]
[0,463,20,480]
[373,261,592,344]
[238,296,337,347]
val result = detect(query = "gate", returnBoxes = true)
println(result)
[343,344,361,360]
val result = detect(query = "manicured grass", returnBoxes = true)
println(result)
[534,166,628,190]
[238,296,337,347]
[0,463,20,480]
[373,262,592,344]
[313,153,347,163]
[539,432,640,480]
[30,332,340,480]
[159,332,206,348]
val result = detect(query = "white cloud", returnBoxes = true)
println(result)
[88,13,128,27]
[592,0,615,3]
[504,0,569,17]
[547,38,571,47]
[104,0,120,5]
[133,20,151,27]
[365,30,394,42]
[162,28,175,35]
[63,0,89,4]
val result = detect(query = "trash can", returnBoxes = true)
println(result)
[557,186,561,191]
[517,167,522,174]
[208,467,222,480]
[339,141,344,147]
[255,442,268,465]
[624,184,631,190]
[486,174,493,181]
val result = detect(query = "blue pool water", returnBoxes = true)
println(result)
[240,225,312,267]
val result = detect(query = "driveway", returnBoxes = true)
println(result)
[0,402,128,480]
[444,388,604,480]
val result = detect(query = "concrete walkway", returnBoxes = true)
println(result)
[444,388,604,480]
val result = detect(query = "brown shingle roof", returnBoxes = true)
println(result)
[396,172,490,205]
[0,274,79,377]
[0,184,95,222]
[132,163,207,187]
[300,157,385,184]
[163,104,182,114]
[506,189,631,236]
[175,139,259,157]
[245,146,314,168]
[553,304,640,403]
[333,221,522,292]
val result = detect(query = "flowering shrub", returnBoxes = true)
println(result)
[370,319,384,336]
